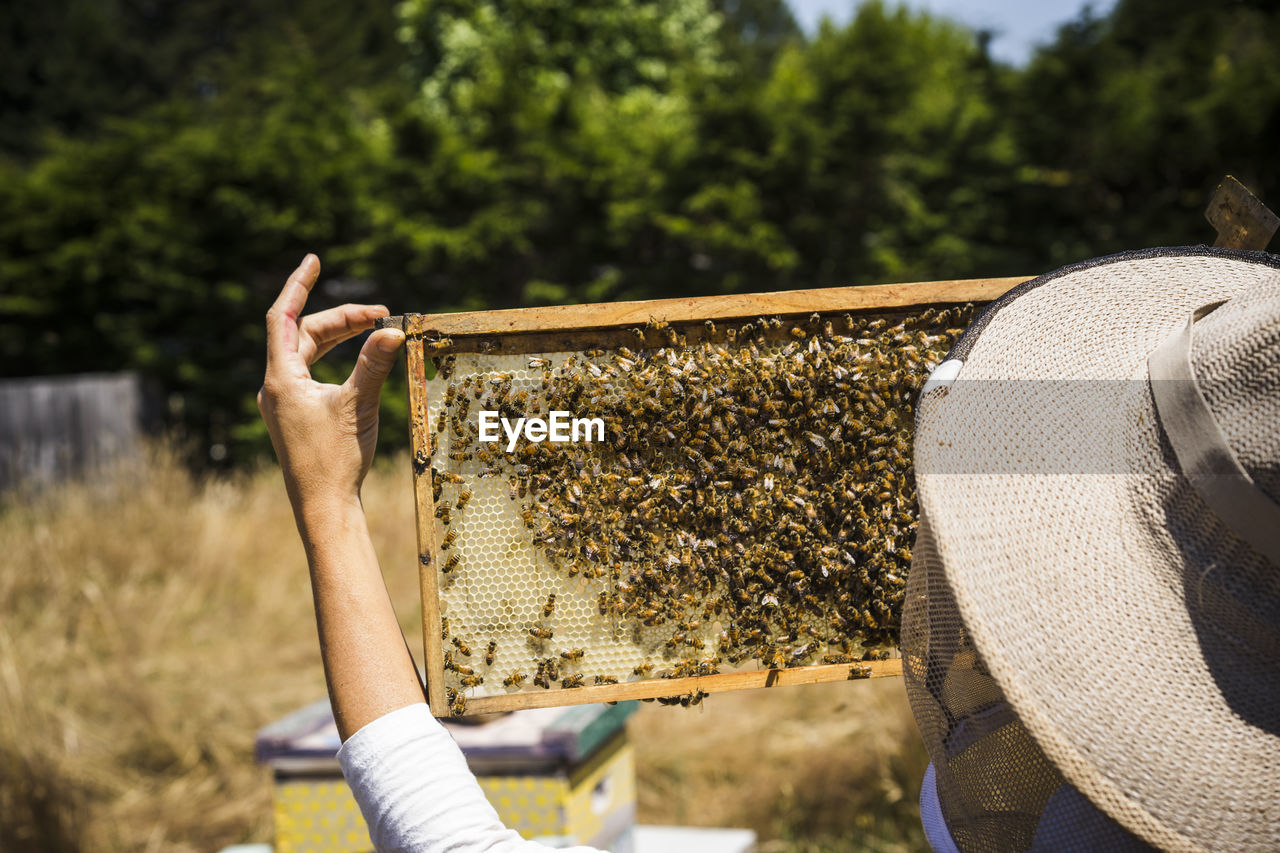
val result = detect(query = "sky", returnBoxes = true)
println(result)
[787,0,1118,65]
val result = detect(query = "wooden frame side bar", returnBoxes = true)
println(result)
[1206,175,1279,251]
[406,336,449,716]
[461,659,902,715]
[389,276,1029,338]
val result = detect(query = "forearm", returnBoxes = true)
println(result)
[296,494,425,741]
[258,257,602,851]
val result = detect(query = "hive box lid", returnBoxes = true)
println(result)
[255,699,636,774]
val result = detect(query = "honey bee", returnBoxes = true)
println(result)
[560,648,584,661]
[459,674,484,688]
[442,555,460,573]
[452,636,471,656]
[485,640,497,666]
[456,489,472,511]
[441,529,458,549]
[561,674,585,688]
[791,642,817,660]
[504,671,527,687]
[594,674,619,685]
[425,337,454,354]
[450,692,467,716]
[633,662,654,677]
[543,593,557,617]
[529,626,553,640]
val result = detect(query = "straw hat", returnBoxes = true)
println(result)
[901,247,1280,852]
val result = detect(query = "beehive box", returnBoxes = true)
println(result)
[380,276,1026,716]
[256,699,639,852]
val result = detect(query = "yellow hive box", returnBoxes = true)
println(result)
[256,699,637,852]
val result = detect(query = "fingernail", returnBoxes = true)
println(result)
[377,331,404,353]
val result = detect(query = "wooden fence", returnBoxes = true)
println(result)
[0,372,145,491]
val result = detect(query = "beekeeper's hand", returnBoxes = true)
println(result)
[256,253,422,740]
[257,254,403,517]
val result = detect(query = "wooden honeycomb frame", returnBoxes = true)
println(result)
[381,275,1028,716]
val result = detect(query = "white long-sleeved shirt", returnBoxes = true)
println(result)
[337,703,602,853]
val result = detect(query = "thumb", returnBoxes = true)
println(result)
[347,328,404,406]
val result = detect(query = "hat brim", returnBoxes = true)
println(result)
[915,247,1280,851]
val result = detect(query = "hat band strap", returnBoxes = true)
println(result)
[1148,302,1280,567]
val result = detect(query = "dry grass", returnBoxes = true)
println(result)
[0,446,927,852]
[631,680,929,853]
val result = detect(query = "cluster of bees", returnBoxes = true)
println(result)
[427,306,974,714]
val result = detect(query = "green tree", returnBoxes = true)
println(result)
[700,2,1020,289]
[0,0,416,463]
[360,0,729,309]
[0,57,395,462]
[711,0,802,77]
[0,0,403,161]
[1010,0,1280,266]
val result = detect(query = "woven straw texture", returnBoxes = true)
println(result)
[903,250,1280,852]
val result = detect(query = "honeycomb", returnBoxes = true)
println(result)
[422,307,976,714]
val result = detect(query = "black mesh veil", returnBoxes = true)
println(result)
[901,513,1158,852]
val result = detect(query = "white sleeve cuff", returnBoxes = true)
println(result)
[920,762,962,853]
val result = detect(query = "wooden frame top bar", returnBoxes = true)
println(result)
[379,276,1029,338]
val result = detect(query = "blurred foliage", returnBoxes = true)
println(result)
[1010,0,1280,267]
[1,0,1279,465]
